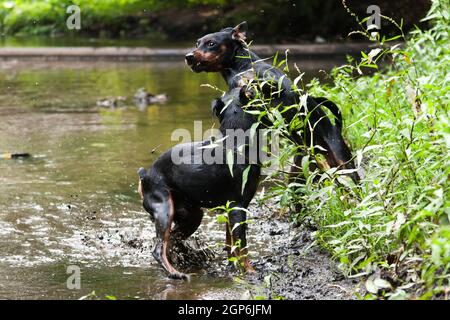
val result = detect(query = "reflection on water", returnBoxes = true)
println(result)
[0,58,341,299]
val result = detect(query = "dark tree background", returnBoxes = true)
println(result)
[0,0,432,41]
[152,0,432,42]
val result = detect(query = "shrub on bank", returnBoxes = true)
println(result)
[263,0,448,299]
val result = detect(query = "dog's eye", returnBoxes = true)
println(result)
[208,41,216,47]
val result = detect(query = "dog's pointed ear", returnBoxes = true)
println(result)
[137,167,146,181]
[211,98,224,118]
[232,21,248,42]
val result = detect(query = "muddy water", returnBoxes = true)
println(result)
[0,58,342,299]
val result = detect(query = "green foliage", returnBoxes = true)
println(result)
[1,0,65,35]
[0,0,176,35]
[0,0,319,35]
[0,0,431,39]
[250,0,449,299]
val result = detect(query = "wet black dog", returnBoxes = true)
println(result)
[185,22,359,182]
[138,87,260,279]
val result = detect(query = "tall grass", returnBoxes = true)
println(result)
[252,0,449,299]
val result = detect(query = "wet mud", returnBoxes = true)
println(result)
[80,197,362,300]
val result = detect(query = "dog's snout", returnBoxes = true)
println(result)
[185,52,195,65]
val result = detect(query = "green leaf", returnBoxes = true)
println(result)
[373,278,392,290]
[216,214,228,224]
[226,149,234,177]
[241,165,251,195]
[264,275,272,288]
[365,277,378,294]
[272,51,279,66]
[367,48,382,63]
[228,257,238,264]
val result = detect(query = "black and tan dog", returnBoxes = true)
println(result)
[138,87,261,279]
[185,22,359,182]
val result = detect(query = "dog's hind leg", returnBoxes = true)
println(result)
[152,190,189,280]
[225,222,232,257]
[172,205,204,241]
[228,206,255,273]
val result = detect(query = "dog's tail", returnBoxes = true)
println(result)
[313,97,343,130]
[312,97,362,183]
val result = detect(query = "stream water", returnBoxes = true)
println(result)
[0,57,343,299]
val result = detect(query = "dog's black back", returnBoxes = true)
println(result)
[140,87,260,213]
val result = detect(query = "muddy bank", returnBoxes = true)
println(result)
[247,200,363,299]
[81,196,363,300]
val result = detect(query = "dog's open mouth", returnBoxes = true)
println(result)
[188,61,205,72]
